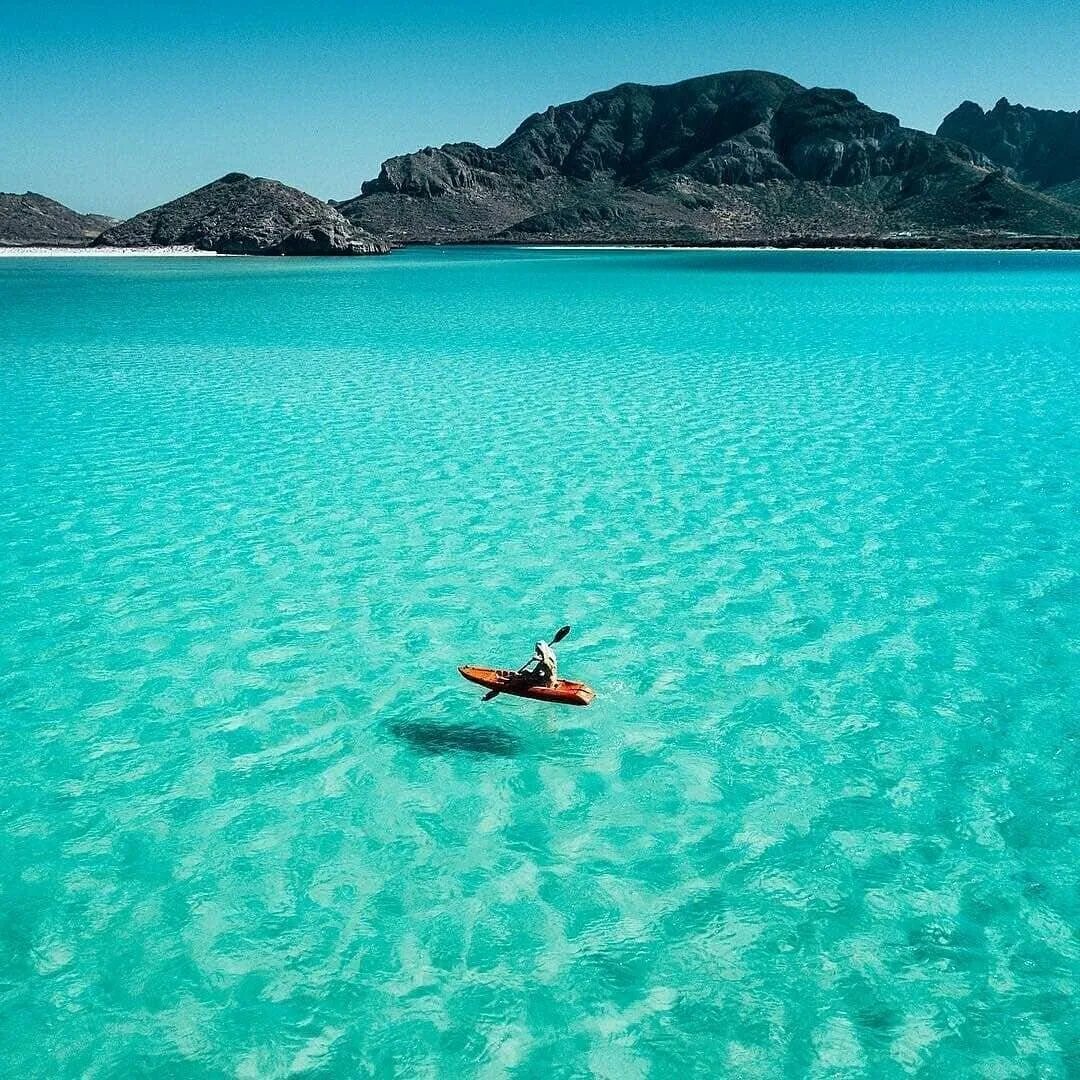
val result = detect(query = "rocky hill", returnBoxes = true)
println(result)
[0,192,115,246]
[938,99,1080,205]
[96,173,389,255]
[340,71,1080,245]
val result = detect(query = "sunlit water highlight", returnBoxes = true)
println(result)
[1,249,1078,1077]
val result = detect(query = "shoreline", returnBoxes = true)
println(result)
[400,235,1080,253]
[4,239,1080,257]
[509,243,1080,254]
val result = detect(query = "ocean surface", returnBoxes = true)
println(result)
[1,248,1078,1078]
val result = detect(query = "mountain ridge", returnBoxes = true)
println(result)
[340,70,1080,246]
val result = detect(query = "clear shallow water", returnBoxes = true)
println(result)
[1,248,1078,1077]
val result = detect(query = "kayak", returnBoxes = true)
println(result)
[459,666,595,706]
[459,665,595,706]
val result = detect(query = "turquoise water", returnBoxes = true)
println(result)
[2,248,1078,1077]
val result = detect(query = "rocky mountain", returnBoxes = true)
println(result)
[0,192,115,246]
[340,70,1080,245]
[938,99,1080,205]
[96,173,389,255]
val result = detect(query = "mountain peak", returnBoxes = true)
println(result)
[939,97,1080,195]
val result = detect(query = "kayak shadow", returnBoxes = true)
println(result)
[390,719,522,758]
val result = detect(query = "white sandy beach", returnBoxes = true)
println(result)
[0,245,221,257]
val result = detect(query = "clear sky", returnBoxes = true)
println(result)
[3,0,1078,218]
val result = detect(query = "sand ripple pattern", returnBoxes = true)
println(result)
[1,250,1079,1077]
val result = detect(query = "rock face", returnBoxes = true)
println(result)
[96,173,389,255]
[938,99,1080,205]
[340,71,1080,245]
[0,192,115,246]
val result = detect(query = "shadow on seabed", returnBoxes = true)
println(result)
[389,719,522,758]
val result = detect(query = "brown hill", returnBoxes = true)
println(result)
[0,192,115,247]
[96,173,389,255]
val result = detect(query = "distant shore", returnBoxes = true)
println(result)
[419,235,1080,252]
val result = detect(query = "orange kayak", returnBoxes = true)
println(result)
[459,665,595,706]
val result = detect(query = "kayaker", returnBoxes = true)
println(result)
[530,639,558,686]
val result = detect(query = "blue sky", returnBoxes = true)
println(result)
[3,0,1078,217]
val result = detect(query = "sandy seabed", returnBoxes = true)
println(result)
[3,246,1078,1076]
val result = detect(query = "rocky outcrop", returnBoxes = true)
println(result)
[938,99,1080,204]
[0,192,115,246]
[340,71,1080,245]
[95,173,389,255]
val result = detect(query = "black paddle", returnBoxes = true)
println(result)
[482,625,571,702]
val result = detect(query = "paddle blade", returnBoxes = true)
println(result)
[482,689,501,702]
[551,625,571,644]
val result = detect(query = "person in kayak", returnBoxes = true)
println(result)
[529,639,558,686]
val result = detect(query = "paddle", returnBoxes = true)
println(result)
[482,625,571,702]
